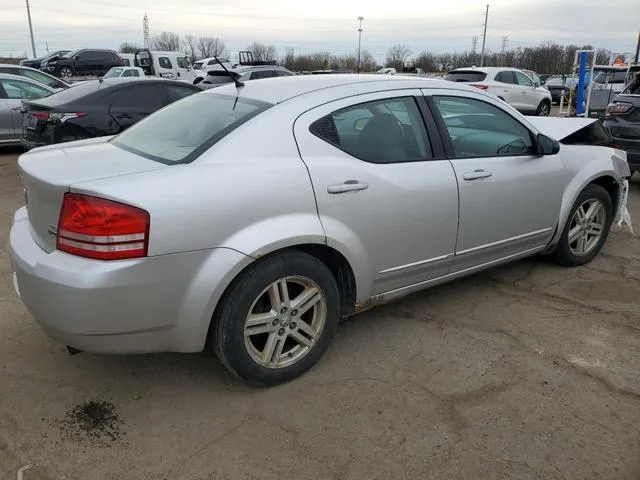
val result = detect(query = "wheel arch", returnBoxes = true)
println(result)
[205,243,359,349]
[548,172,620,249]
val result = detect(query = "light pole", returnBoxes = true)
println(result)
[357,16,364,73]
[25,0,37,58]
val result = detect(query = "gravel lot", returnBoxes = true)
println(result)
[1,149,639,480]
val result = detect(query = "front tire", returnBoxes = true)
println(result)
[59,67,73,79]
[212,251,340,386]
[536,99,551,116]
[552,184,613,266]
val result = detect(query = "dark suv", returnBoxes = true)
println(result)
[603,73,640,176]
[42,49,123,79]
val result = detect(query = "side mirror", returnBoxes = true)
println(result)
[536,133,560,156]
[534,82,540,88]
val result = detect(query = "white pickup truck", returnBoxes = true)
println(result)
[103,66,146,78]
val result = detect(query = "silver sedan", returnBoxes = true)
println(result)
[10,75,631,385]
[0,73,55,146]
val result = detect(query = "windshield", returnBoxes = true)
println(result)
[545,77,563,86]
[444,71,487,82]
[104,68,124,78]
[63,50,81,59]
[112,93,273,164]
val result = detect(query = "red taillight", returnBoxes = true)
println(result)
[470,83,489,90]
[33,112,49,120]
[605,102,632,117]
[56,193,149,261]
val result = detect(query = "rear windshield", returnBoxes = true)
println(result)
[443,71,487,82]
[112,93,273,164]
[202,72,237,86]
[27,80,102,106]
[594,70,627,84]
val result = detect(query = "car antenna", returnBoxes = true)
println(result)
[214,56,244,88]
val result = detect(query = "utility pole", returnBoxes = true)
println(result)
[635,30,640,64]
[25,0,36,58]
[143,14,150,49]
[500,35,508,66]
[357,16,364,73]
[45,41,49,53]
[480,4,489,67]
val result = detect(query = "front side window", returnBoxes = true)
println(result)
[515,71,534,86]
[0,79,50,100]
[159,57,173,69]
[113,93,272,164]
[176,57,190,69]
[310,96,433,163]
[433,96,534,157]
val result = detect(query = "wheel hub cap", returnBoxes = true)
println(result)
[568,198,606,256]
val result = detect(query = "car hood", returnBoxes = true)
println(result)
[525,117,598,141]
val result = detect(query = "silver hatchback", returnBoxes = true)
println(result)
[10,75,631,385]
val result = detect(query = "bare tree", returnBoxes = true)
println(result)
[596,48,612,65]
[386,44,411,70]
[197,37,226,59]
[247,42,277,61]
[150,31,180,52]
[119,42,139,54]
[182,35,198,63]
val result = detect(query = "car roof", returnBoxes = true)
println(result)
[207,74,469,104]
[233,65,289,73]
[0,73,55,89]
[450,67,524,73]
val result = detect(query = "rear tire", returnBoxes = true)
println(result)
[212,251,340,386]
[552,184,613,266]
[536,100,551,116]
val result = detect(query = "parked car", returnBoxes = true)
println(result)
[10,75,631,386]
[592,67,629,95]
[523,69,543,86]
[20,50,70,69]
[103,66,145,78]
[41,49,123,79]
[0,64,70,91]
[20,77,200,149]
[604,75,640,175]
[444,67,553,116]
[0,74,56,146]
[193,57,233,74]
[135,49,193,81]
[194,65,295,89]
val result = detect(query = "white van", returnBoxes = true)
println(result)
[134,49,193,82]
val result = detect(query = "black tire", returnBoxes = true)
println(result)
[212,251,340,386]
[59,67,73,79]
[552,184,613,267]
[536,99,551,116]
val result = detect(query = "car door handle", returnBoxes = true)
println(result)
[462,169,492,181]
[327,180,369,194]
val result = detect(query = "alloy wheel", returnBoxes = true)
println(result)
[539,102,550,116]
[244,276,326,369]
[60,67,72,79]
[568,198,606,256]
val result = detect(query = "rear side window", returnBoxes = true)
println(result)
[250,70,277,80]
[202,72,235,86]
[444,71,487,82]
[122,69,140,77]
[110,85,164,109]
[310,96,433,163]
[495,71,516,84]
[163,84,197,102]
[159,57,172,69]
[113,93,272,164]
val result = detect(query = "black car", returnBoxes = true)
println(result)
[604,77,640,176]
[21,78,200,149]
[20,50,70,70]
[42,49,123,79]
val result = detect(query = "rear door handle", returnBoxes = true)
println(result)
[327,180,369,194]
[463,169,492,181]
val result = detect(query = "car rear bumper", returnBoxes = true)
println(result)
[9,207,252,354]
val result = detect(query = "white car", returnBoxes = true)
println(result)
[193,57,233,75]
[445,67,552,116]
[103,66,145,78]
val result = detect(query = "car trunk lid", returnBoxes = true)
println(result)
[18,138,164,252]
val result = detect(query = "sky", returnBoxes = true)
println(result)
[1,0,638,63]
